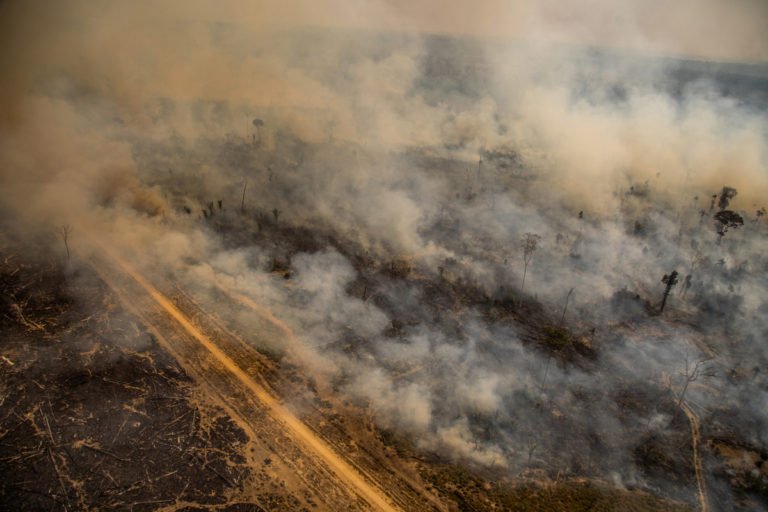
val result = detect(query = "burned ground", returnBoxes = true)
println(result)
[0,225,706,511]
[0,240,260,511]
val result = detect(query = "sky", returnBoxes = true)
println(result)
[148,0,768,62]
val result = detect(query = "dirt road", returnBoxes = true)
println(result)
[88,245,404,512]
[681,401,709,512]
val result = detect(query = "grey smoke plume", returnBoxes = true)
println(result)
[1,0,767,508]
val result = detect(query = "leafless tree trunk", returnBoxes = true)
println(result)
[660,270,679,313]
[539,356,552,391]
[675,357,714,417]
[560,288,574,325]
[58,225,72,260]
[527,442,537,465]
[520,233,541,294]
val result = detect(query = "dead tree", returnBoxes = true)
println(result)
[679,246,704,299]
[679,274,693,299]
[252,118,264,146]
[659,270,679,313]
[58,225,72,260]
[688,241,703,275]
[476,158,483,196]
[240,179,248,212]
[570,212,584,257]
[527,442,537,465]
[539,356,552,391]
[560,288,574,325]
[680,244,703,298]
[717,186,738,211]
[520,233,541,293]
[675,357,715,414]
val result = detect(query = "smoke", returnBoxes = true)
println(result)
[2,0,767,507]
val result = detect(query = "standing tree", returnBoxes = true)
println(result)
[713,186,743,243]
[520,232,541,294]
[240,179,248,212]
[560,288,575,325]
[708,193,718,212]
[688,240,703,275]
[570,211,584,258]
[714,210,744,241]
[252,118,264,146]
[527,441,537,465]
[59,225,72,260]
[717,186,738,211]
[679,274,693,299]
[659,270,679,313]
[675,356,715,416]
[680,241,703,298]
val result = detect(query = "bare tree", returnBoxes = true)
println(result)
[679,274,693,299]
[560,288,575,325]
[240,179,248,212]
[717,186,738,211]
[570,211,584,257]
[708,193,717,212]
[680,243,704,298]
[675,356,715,414]
[527,442,537,465]
[659,270,679,313]
[520,232,541,293]
[539,356,552,391]
[58,225,72,260]
[252,118,264,146]
[688,241,703,276]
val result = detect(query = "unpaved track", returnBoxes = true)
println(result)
[681,402,708,512]
[89,246,401,512]
[202,284,450,512]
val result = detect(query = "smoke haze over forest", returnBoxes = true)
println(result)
[1,1,767,509]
